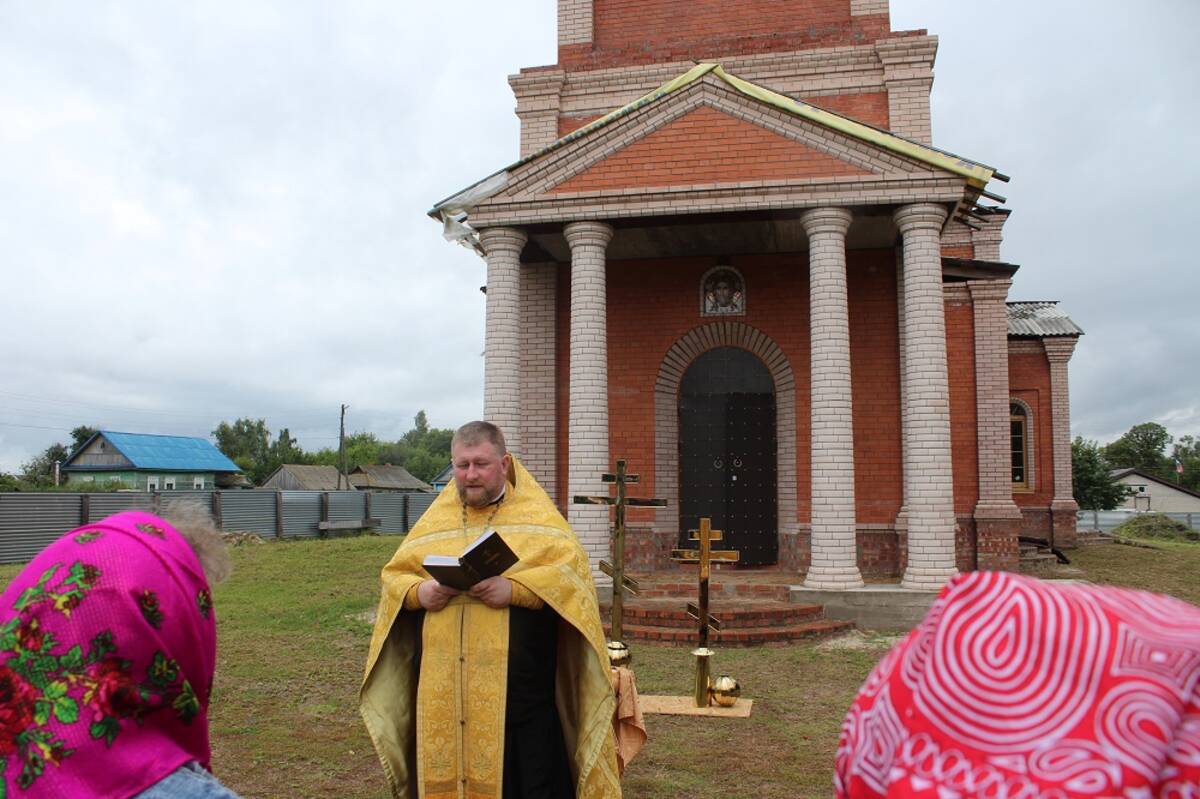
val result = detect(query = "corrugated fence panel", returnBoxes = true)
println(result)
[0,494,83,564]
[220,492,277,537]
[281,492,321,538]
[406,493,436,529]
[329,491,367,525]
[373,493,407,534]
[88,493,156,519]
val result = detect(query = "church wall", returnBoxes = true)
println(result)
[847,249,903,524]
[557,91,890,142]
[1008,342,1055,538]
[560,0,892,71]
[945,286,980,516]
[551,106,874,195]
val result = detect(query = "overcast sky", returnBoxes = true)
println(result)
[2,1,1197,472]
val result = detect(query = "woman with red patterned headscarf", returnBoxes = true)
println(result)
[836,571,1200,798]
[0,503,241,798]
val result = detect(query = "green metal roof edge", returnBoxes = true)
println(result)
[430,61,996,218]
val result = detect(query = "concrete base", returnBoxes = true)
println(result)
[789,584,939,632]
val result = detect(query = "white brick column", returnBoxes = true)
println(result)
[894,203,957,589]
[564,221,614,579]
[801,207,864,589]
[509,70,566,158]
[479,227,527,455]
[970,280,1022,515]
[875,38,937,145]
[1044,338,1079,513]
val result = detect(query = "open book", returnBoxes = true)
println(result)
[422,529,519,591]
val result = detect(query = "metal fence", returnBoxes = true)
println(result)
[0,490,435,564]
[1077,509,1200,533]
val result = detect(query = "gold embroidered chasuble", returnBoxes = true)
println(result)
[360,457,622,799]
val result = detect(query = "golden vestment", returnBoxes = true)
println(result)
[360,457,622,799]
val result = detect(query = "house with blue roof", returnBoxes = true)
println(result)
[61,431,242,491]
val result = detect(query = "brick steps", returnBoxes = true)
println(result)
[1075,530,1115,546]
[601,596,850,646]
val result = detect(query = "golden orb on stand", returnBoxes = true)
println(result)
[710,674,741,707]
[606,640,632,668]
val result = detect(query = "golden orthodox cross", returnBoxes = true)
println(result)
[672,517,740,649]
[573,459,666,642]
[672,517,739,705]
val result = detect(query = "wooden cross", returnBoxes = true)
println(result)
[671,517,740,650]
[573,459,666,642]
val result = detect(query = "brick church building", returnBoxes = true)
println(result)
[432,0,1082,590]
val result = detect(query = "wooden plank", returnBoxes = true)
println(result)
[638,695,752,718]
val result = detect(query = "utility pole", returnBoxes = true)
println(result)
[338,404,349,490]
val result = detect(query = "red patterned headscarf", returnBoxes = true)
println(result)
[1,511,217,798]
[836,571,1200,798]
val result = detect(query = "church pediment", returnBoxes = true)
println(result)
[432,64,1000,232]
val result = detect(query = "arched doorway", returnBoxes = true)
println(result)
[678,346,778,565]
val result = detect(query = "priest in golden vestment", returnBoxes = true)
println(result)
[360,421,622,799]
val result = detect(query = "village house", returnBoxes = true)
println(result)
[61,430,241,491]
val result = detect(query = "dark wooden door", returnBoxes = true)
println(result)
[678,347,778,565]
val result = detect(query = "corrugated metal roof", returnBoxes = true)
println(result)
[1007,302,1084,338]
[349,464,434,492]
[64,431,240,472]
[262,464,350,491]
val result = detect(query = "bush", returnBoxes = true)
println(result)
[1111,513,1199,542]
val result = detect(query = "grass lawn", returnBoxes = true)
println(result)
[1,535,1198,798]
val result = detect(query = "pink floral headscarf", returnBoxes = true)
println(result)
[1,511,217,798]
[836,571,1200,798]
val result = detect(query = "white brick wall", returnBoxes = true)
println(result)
[520,262,559,497]
[557,0,593,46]
[850,0,889,15]
[564,221,614,582]
[969,280,1023,520]
[801,207,864,588]
[875,38,937,145]
[895,202,958,589]
[479,227,527,455]
[1044,337,1079,511]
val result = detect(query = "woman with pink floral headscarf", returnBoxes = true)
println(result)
[0,503,241,798]
[836,571,1200,798]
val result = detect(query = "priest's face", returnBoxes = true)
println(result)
[452,439,510,508]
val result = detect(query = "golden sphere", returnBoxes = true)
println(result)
[606,640,632,668]
[710,674,740,707]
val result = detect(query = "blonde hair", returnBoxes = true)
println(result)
[161,500,233,585]
[452,421,507,456]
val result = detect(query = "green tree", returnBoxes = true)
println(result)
[1073,437,1132,510]
[1103,422,1173,479]
[212,418,273,482]
[21,442,71,486]
[1172,435,1200,492]
[69,425,98,453]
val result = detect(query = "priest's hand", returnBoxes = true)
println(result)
[469,576,512,609]
[417,579,460,611]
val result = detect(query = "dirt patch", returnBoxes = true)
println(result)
[814,630,904,652]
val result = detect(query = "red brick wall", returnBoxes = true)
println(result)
[561,0,899,70]
[848,250,902,523]
[806,92,889,129]
[552,106,870,194]
[558,91,887,146]
[1008,348,1054,507]
[946,295,979,514]
[941,244,973,259]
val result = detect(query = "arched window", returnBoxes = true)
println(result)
[1010,400,1032,491]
